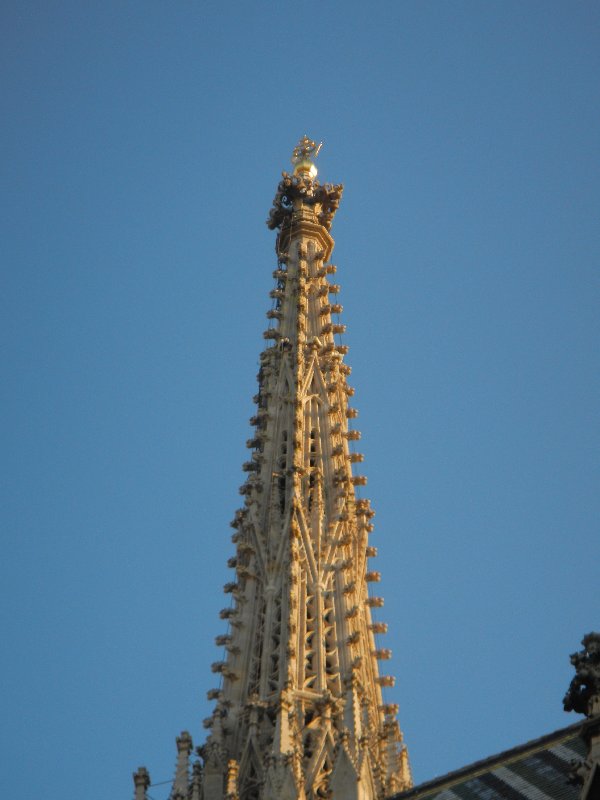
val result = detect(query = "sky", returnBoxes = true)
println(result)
[2,2,599,798]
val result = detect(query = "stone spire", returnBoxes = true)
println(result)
[195,137,411,800]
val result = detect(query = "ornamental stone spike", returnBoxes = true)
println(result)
[171,730,193,798]
[133,767,150,800]
[190,761,203,800]
[196,139,411,799]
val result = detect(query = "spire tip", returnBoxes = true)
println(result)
[291,135,322,178]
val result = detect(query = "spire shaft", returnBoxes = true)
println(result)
[198,141,410,799]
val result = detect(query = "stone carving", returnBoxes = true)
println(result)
[564,632,600,717]
[567,756,593,787]
[564,633,600,796]
[267,170,343,232]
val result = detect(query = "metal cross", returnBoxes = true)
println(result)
[291,135,323,166]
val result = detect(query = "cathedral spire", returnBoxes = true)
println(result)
[196,138,411,799]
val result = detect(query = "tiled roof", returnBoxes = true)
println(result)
[391,723,585,800]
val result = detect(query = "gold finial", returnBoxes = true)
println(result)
[291,135,323,178]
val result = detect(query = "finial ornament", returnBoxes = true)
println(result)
[291,134,323,178]
[133,766,150,800]
[267,137,342,233]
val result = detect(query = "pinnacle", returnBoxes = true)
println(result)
[167,155,412,799]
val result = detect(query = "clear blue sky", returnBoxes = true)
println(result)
[2,2,599,798]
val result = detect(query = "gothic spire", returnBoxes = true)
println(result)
[195,137,411,799]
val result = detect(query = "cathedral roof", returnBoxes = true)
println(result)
[389,722,585,800]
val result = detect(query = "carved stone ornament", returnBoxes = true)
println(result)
[200,736,228,770]
[564,632,600,717]
[267,171,343,232]
[568,756,593,787]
